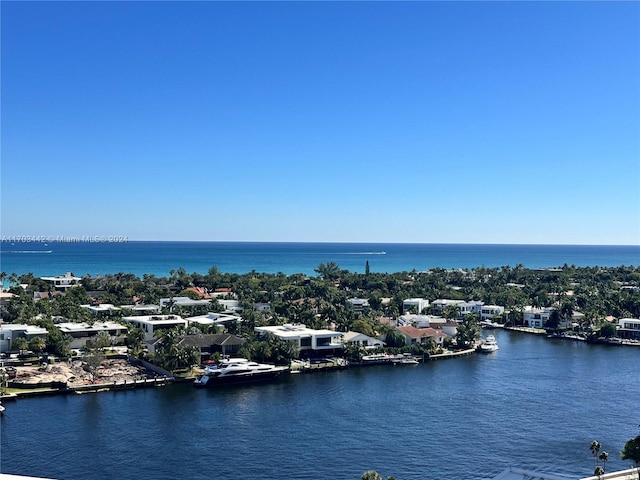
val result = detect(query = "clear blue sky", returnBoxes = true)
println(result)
[2,1,639,245]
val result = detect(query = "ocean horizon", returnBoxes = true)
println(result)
[1,240,638,279]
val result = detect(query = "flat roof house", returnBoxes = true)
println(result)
[122,315,188,341]
[0,324,49,353]
[255,324,344,358]
[185,312,243,328]
[40,272,82,292]
[617,318,640,340]
[402,298,430,314]
[57,321,128,350]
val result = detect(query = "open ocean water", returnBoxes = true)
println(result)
[1,241,639,278]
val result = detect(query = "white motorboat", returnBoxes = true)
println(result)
[479,335,499,353]
[193,358,289,388]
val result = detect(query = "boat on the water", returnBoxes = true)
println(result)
[391,353,419,365]
[193,358,289,387]
[479,335,499,353]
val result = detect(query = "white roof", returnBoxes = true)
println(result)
[57,321,127,333]
[186,312,242,325]
[122,315,186,325]
[0,324,48,335]
[256,324,342,339]
[81,304,120,312]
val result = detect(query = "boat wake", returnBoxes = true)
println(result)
[9,250,53,254]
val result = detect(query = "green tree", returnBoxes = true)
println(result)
[455,314,481,349]
[13,337,28,356]
[361,471,382,480]
[599,322,617,338]
[621,434,640,468]
[28,337,46,356]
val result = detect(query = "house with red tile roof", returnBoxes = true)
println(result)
[397,325,449,346]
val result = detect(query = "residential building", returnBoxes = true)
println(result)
[396,325,448,346]
[81,304,121,316]
[0,324,48,353]
[479,305,505,321]
[255,324,343,358]
[522,307,553,329]
[617,318,640,340]
[57,321,128,350]
[347,298,370,312]
[217,299,243,313]
[122,315,187,341]
[160,297,213,310]
[40,272,82,291]
[342,331,384,349]
[402,298,429,314]
[253,303,271,312]
[185,312,243,329]
[176,333,246,359]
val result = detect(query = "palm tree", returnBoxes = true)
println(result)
[598,451,608,473]
[28,337,47,357]
[590,440,602,474]
[13,337,28,356]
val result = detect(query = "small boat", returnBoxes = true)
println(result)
[479,335,499,353]
[392,353,419,365]
[193,358,288,388]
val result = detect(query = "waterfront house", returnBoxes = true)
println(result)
[0,324,49,353]
[255,324,344,358]
[342,331,385,349]
[397,325,448,346]
[402,298,429,314]
[177,333,246,360]
[40,272,82,292]
[122,315,188,341]
[522,306,553,328]
[617,317,640,340]
[57,321,128,350]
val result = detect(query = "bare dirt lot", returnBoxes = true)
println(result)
[11,359,149,387]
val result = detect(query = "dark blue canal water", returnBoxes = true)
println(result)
[1,329,639,480]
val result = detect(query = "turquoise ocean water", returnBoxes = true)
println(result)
[1,241,639,278]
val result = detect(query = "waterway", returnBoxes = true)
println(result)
[1,329,639,480]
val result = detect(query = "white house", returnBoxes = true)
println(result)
[522,307,553,328]
[122,315,188,341]
[57,321,128,350]
[217,299,243,313]
[617,317,640,340]
[40,272,82,291]
[159,297,213,310]
[185,312,243,329]
[342,331,384,349]
[81,304,121,316]
[478,304,505,321]
[0,324,49,353]
[402,298,430,314]
[255,324,344,356]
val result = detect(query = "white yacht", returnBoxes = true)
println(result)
[193,358,289,388]
[479,335,499,353]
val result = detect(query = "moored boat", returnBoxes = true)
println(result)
[479,335,499,353]
[193,358,288,388]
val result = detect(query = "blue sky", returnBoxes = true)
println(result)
[2,1,639,245]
